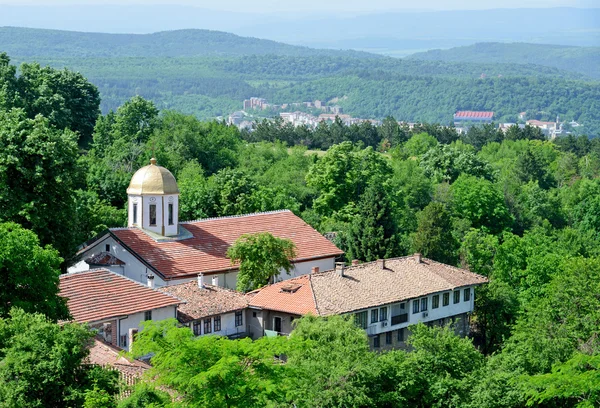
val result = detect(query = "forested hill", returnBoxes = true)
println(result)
[407,42,600,79]
[0,27,380,59]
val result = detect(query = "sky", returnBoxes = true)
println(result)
[0,0,597,13]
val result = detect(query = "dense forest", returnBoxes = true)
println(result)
[0,54,599,407]
[408,42,600,79]
[3,28,599,136]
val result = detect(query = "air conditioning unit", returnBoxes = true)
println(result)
[422,312,429,318]
[380,321,388,327]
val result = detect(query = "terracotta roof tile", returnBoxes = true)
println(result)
[110,210,343,281]
[87,338,150,377]
[158,281,247,322]
[454,111,494,119]
[249,256,488,316]
[247,275,317,315]
[59,269,183,323]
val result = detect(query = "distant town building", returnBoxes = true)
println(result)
[453,111,494,126]
[243,97,268,111]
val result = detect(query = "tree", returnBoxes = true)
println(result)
[306,142,392,216]
[402,132,438,158]
[0,54,100,147]
[0,108,80,260]
[130,319,286,408]
[516,146,556,190]
[0,308,119,408]
[342,183,401,262]
[284,315,376,407]
[412,202,458,265]
[451,174,513,234]
[0,222,69,321]
[420,144,495,183]
[227,232,297,292]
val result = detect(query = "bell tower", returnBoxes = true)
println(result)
[126,158,180,237]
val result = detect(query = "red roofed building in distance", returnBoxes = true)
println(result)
[68,158,343,290]
[453,111,494,126]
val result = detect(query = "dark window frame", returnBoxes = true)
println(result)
[193,321,201,336]
[214,315,221,332]
[168,203,174,225]
[235,310,243,327]
[132,203,138,225]
[149,204,157,226]
[371,308,379,323]
[421,297,428,312]
[373,335,380,348]
[385,331,392,345]
[464,288,471,302]
[432,294,440,309]
[144,310,152,321]
[443,292,450,306]
[413,300,420,314]
[380,307,388,321]
[454,290,460,304]
[204,318,212,334]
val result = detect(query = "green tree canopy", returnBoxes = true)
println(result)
[412,202,458,265]
[0,308,119,408]
[227,232,297,292]
[0,222,69,320]
[0,108,80,259]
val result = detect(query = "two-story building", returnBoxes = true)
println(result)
[68,158,343,290]
[247,254,488,349]
[158,276,249,339]
[59,269,183,351]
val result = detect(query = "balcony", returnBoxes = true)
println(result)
[391,313,408,326]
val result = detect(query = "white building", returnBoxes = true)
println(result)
[68,158,343,290]
[248,255,488,349]
[59,269,182,351]
[158,278,249,339]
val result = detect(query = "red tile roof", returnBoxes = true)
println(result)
[247,275,317,315]
[454,111,494,119]
[87,337,150,378]
[249,256,488,316]
[110,210,343,281]
[158,282,248,323]
[59,269,182,323]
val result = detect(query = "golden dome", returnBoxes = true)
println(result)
[127,158,179,195]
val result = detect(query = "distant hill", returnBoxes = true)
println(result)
[407,42,600,79]
[0,27,380,59]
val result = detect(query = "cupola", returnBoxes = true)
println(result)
[127,158,179,237]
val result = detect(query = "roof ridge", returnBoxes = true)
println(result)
[181,209,291,224]
[61,268,183,304]
[308,274,320,316]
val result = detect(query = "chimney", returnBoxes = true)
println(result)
[197,273,205,289]
[147,274,155,289]
[414,253,422,263]
[212,275,219,287]
[335,262,345,277]
[377,259,386,270]
[311,266,320,274]
[351,259,360,266]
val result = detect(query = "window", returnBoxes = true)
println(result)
[252,312,257,318]
[214,316,221,332]
[397,328,405,342]
[144,310,152,321]
[432,294,440,309]
[371,308,379,323]
[105,244,110,252]
[464,288,471,302]
[355,311,368,329]
[193,321,201,336]
[386,331,392,345]
[204,318,212,334]
[149,204,157,226]
[373,335,380,348]
[413,300,420,314]
[421,297,428,312]
[380,307,388,321]
[132,203,138,225]
[120,335,127,348]
[168,203,174,225]
[235,311,243,327]
[443,292,450,306]
[454,290,460,304]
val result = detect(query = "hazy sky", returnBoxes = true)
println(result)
[0,0,597,13]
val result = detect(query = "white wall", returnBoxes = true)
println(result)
[117,305,177,351]
[361,286,475,337]
[274,257,335,282]
[186,310,246,338]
